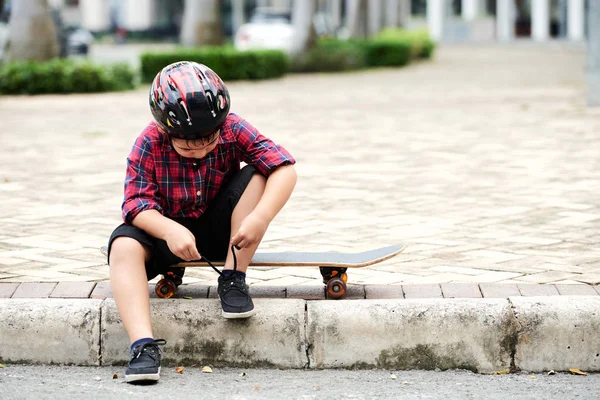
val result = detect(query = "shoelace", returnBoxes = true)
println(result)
[133,339,166,360]
[201,244,240,277]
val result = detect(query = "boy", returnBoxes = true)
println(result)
[106,61,297,383]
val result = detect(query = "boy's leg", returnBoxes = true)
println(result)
[223,172,267,273]
[107,225,167,383]
[108,236,153,343]
[198,166,266,319]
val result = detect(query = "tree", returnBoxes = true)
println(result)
[7,0,59,62]
[346,0,369,39]
[291,0,317,54]
[180,0,223,47]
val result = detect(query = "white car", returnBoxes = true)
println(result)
[234,8,296,54]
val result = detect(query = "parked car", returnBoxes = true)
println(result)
[234,7,296,53]
[234,7,339,54]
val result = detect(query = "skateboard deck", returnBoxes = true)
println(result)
[100,244,406,299]
[100,244,405,268]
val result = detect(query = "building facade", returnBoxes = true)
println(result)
[58,0,589,42]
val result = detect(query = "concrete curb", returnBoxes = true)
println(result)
[1,297,599,372]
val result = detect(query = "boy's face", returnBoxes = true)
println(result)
[171,130,220,159]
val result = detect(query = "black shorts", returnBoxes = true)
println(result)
[107,165,257,280]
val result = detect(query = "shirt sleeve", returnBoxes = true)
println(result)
[232,115,296,176]
[121,136,163,224]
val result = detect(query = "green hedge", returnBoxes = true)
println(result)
[140,47,289,83]
[0,59,136,95]
[376,28,436,59]
[290,29,434,73]
[289,42,365,73]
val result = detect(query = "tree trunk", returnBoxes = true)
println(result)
[180,0,223,47]
[291,0,317,54]
[346,0,368,39]
[7,0,60,62]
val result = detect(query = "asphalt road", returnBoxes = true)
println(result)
[1,366,598,399]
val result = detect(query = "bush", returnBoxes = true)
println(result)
[361,38,412,67]
[289,41,365,73]
[376,28,436,59]
[0,59,136,95]
[140,47,289,83]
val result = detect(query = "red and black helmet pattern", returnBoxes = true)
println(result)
[149,61,230,140]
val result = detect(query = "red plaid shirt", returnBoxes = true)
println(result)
[122,113,295,224]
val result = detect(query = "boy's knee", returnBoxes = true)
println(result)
[109,237,149,265]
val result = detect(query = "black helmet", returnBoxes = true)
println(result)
[149,61,230,140]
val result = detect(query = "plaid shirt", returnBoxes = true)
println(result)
[122,113,295,224]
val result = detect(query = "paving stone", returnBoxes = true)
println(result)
[90,281,112,299]
[555,284,599,296]
[173,284,210,299]
[517,284,560,297]
[287,285,325,300]
[0,283,20,298]
[12,283,57,298]
[50,282,97,298]
[0,46,598,287]
[249,285,287,298]
[440,283,482,298]
[402,284,443,299]
[365,285,404,299]
[479,284,521,298]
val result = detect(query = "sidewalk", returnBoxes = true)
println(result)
[1,43,600,372]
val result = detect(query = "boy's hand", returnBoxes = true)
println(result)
[164,224,202,261]
[231,213,269,249]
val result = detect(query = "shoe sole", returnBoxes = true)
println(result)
[222,308,256,319]
[125,367,161,383]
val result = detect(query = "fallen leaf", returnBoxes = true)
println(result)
[183,296,193,300]
[191,364,199,367]
[569,368,588,376]
[315,386,321,390]
[97,355,102,360]
[548,370,555,375]
[112,374,118,379]
[530,375,536,379]
[176,367,185,374]
[202,366,213,373]
[253,386,261,391]
[390,374,397,380]
[493,370,509,375]
[0,364,4,368]
[239,372,246,377]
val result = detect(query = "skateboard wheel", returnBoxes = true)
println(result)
[326,278,347,299]
[155,279,177,299]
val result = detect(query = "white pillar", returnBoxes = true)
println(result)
[531,0,550,41]
[385,0,399,27]
[232,0,245,36]
[427,0,444,41]
[496,0,515,41]
[589,0,600,106]
[567,0,585,41]
[80,0,111,31]
[462,0,478,21]
[399,0,411,27]
[329,0,342,29]
[368,0,383,36]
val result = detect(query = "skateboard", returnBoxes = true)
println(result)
[100,244,405,299]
